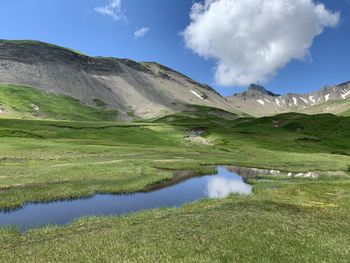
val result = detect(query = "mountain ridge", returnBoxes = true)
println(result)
[0,39,349,119]
[228,82,350,117]
[0,39,242,119]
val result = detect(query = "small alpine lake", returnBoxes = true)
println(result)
[0,166,252,232]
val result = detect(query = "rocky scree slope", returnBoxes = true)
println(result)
[0,40,242,119]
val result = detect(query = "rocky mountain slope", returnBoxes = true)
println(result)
[228,83,350,117]
[1,40,349,120]
[0,40,242,119]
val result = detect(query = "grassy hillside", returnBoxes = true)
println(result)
[0,39,86,56]
[153,104,241,124]
[0,110,349,261]
[0,84,119,121]
[300,97,350,116]
[230,113,350,155]
[157,111,350,156]
[341,108,350,116]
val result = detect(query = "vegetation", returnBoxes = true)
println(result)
[301,97,350,116]
[93,98,107,108]
[0,40,86,56]
[0,111,349,209]
[0,104,349,261]
[342,108,350,116]
[0,84,118,121]
[1,174,349,262]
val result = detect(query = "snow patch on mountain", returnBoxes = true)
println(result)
[300,97,308,104]
[325,94,330,102]
[191,90,204,100]
[293,97,298,106]
[341,90,350,99]
[257,99,265,106]
[309,96,316,105]
[275,99,281,107]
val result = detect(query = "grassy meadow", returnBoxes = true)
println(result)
[0,84,118,121]
[0,96,349,261]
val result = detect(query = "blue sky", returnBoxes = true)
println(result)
[0,0,349,96]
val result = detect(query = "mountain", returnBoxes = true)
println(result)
[1,40,349,120]
[0,40,243,119]
[227,82,350,117]
[237,84,280,97]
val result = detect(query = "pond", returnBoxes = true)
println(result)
[0,166,252,232]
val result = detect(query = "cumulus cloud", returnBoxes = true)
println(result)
[183,0,340,86]
[95,0,126,21]
[134,27,150,39]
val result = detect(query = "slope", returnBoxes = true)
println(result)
[0,84,118,121]
[0,40,243,119]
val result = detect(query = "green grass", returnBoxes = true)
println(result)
[0,39,86,56]
[230,113,350,155]
[92,98,107,108]
[0,84,118,121]
[1,176,349,262]
[0,112,349,209]
[0,111,349,262]
[301,97,350,116]
[342,108,350,116]
[152,104,241,124]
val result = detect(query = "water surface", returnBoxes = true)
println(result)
[0,166,252,232]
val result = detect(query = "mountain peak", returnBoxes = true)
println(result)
[247,84,279,97]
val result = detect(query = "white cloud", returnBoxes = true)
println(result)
[95,0,126,21]
[134,27,150,39]
[183,0,340,86]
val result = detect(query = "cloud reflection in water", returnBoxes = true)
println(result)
[207,176,252,198]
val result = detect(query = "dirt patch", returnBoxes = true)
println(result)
[184,128,213,146]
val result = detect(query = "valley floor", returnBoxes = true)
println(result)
[0,112,349,262]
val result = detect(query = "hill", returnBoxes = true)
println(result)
[0,40,243,119]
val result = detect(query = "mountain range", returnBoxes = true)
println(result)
[228,83,350,117]
[0,40,349,120]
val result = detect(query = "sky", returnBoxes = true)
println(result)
[0,0,349,96]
